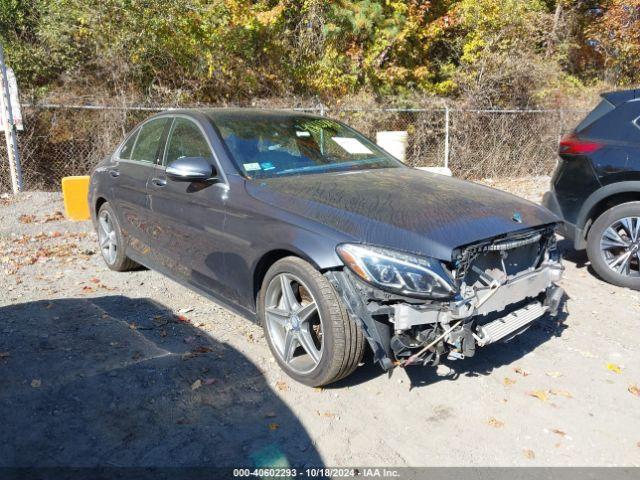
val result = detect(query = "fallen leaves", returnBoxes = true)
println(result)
[190,377,217,391]
[606,363,622,374]
[523,449,535,460]
[503,377,516,386]
[551,428,566,437]
[42,211,65,223]
[487,417,505,428]
[30,379,41,388]
[19,214,36,224]
[268,423,280,431]
[514,366,530,377]
[18,212,64,223]
[275,380,289,392]
[550,389,573,399]
[0,232,92,275]
[628,385,640,397]
[527,389,573,402]
[191,346,213,354]
[317,411,337,418]
[546,371,563,378]
[528,390,549,402]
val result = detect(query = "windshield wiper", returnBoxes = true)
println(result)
[276,158,384,176]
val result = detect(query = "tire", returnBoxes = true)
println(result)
[258,256,365,387]
[96,202,139,272]
[586,201,640,290]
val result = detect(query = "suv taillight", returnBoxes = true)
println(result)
[559,134,603,155]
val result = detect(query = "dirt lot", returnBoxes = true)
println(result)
[1,177,639,468]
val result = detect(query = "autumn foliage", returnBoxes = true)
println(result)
[0,0,638,107]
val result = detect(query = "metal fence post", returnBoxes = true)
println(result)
[0,43,22,194]
[558,109,564,144]
[444,105,450,169]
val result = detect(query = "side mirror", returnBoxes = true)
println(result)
[166,157,216,182]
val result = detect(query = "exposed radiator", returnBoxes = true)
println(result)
[475,301,548,346]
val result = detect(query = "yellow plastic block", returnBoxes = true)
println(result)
[61,176,91,221]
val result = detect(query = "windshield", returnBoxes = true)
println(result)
[211,114,402,178]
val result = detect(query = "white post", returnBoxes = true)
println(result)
[0,43,22,194]
[443,105,450,170]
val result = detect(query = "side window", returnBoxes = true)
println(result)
[164,118,213,166]
[131,118,170,164]
[119,129,139,159]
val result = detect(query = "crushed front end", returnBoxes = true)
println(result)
[325,225,564,370]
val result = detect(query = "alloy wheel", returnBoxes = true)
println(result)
[264,273,324,374]
[98,210,118,266]
[600,216,640,277]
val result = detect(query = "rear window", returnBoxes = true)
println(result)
[575,99,615,133]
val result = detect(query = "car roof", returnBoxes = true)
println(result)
[153,108,322,123]
[601,88,640,106]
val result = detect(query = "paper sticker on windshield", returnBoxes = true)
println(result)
[295,131,311,137]
[243,162,261,171]
[332,137,373,155]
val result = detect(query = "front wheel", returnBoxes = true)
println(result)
[587,202,640,290]
[258,257,364,387]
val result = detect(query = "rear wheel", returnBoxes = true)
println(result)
[96,202,139,272]
[258,257,364,387]
[587,202,640,290]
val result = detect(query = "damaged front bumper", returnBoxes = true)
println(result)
[325,258,565,370]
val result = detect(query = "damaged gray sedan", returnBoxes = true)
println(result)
[89,109,564,386]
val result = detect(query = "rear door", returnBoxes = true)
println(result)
[147,116,231,297]
[111,117,171,256]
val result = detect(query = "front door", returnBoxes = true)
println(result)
[147,116,230,298]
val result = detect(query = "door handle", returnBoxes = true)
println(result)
[151,177,167,187]
[109,169,120,178]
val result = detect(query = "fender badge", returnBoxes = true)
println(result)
[512,212,523,223]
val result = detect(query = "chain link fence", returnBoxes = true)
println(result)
[0,104,589,193]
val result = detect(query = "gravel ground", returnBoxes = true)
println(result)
[1,178,640,468]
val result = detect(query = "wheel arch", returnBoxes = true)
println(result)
[577,182,640,246]
[252,248,326,304]
[95,196,108,218]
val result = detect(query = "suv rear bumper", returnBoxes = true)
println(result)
[542,190,586,250]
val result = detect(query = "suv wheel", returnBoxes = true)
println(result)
[587,202,640,289]
[257,257,365,387]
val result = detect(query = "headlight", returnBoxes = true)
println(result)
[336,243,456,299]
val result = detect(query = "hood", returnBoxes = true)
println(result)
[245,168,558,261]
